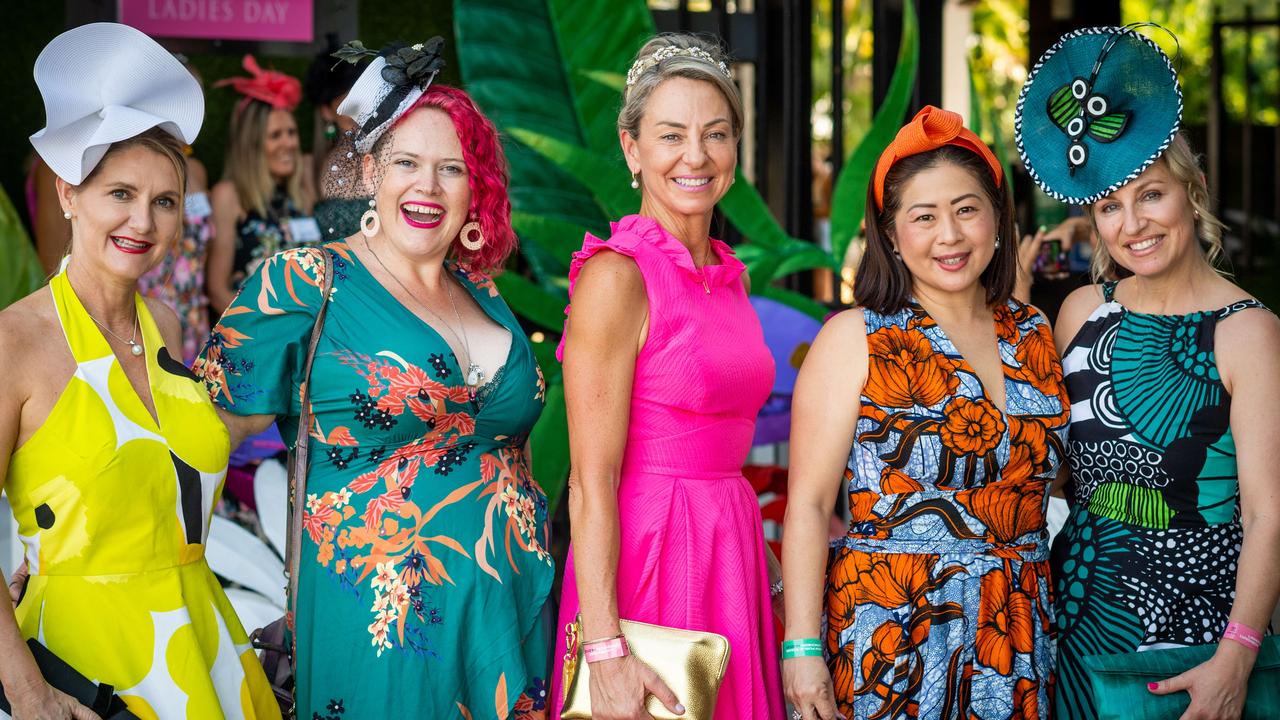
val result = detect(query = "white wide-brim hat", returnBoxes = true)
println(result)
[30,22,203,185]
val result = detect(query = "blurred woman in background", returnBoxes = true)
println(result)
[207,55,314,313]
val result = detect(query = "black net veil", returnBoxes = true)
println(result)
[319,39,446,236]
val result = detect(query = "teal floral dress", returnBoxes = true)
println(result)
[195,241,553,720]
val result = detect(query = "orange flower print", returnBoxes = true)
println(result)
[975,570,1034,675]
[864,326,960,409]
[956,479,1047,544]
[853,553,936,609]
[825,547,860,652]
[1002,417,1051,483]
[849,489,880,525]
[1013,323,1063,399]
[994,304,1021,345]
[869,620,907,664]
[879,466,924,494]
[1012,677,1040,719]
[939,396,1006,456]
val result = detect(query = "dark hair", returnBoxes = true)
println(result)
[854,144,1017,314]
[305,34,362,108]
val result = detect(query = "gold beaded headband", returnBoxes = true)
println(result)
[625,45,732,87]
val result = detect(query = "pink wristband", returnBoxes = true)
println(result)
[1222,621,1263,651]
[583,635,630,663]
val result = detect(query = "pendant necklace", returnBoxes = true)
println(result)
[363,236,485,388]
[87,309,143,356]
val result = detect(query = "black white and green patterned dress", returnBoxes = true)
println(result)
[1051,280,1271,719]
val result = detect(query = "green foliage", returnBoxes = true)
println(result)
[0,183,42,309]
[829,0,919,266]
[1122,0,1278,126]
[969,0,1028,150]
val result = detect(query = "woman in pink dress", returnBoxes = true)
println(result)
[549,34,785,720]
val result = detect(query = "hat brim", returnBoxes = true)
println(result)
[1015,26,1182,205]
[30,22,203,185]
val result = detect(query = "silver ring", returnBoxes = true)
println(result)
[791,711,803,720]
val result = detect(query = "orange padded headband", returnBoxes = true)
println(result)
[873,105,1003,210]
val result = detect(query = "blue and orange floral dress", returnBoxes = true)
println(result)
[194,241,553,719]
[826,299,1069,720]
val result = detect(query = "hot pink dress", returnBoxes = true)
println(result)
[550,214,784,719]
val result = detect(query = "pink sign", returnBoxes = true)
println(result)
[118,0,314,43]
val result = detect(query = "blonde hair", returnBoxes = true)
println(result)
[223,100,305,217]
[1087,133,1228,281]
[619,34,742,140]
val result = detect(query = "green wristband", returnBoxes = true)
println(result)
[781,638,823,659]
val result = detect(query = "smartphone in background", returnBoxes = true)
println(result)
[1034,238,1066,275]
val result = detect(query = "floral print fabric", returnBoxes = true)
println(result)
[195,242,552,719]
[827,300,1069,720]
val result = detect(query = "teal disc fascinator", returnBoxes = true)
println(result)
[1015,24,1183,204]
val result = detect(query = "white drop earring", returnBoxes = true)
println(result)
[360,199,380,238]
[994,235,1002,250]
[630,172,640,190]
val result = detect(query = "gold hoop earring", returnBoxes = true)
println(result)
[459,220,484,251]
[360,200,380,238]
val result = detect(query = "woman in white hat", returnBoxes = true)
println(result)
[0,23,280,720]
[194,38,554,719]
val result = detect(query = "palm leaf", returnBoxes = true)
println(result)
[506,126,638,220]
[531,378,570,508]
[454,0,612,288]
[830,0,919,266]
[492,272,567,331]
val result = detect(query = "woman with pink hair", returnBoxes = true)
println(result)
[194,39,553,719]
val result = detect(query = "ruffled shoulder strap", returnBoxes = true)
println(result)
[565,229,644,296]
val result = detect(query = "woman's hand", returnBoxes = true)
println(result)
[587,655,684,720]
[8,559,28,605]
[784,656,844,720]
[8,680,100,720]
[1014,226,1046,303]
[1148,643,1254,720]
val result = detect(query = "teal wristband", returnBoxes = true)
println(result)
[781,638,823,659]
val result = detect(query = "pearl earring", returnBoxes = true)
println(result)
[63,211,72,220]
[994,235,1002,249]
[630,172,640,190]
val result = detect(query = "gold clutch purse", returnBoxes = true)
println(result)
[560,616,731,720]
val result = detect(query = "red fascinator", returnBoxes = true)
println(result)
[216,54,302,112]
[873,105,1003,210]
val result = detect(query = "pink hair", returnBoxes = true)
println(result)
[393,85,516,272]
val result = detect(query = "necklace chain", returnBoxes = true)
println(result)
[362,236,485,387]
[85,307,142,356]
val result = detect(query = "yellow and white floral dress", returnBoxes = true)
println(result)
[4,271,280,720]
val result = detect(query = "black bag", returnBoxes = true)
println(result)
[0,639,139,719]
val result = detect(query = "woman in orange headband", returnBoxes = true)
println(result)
[781,106,1068,720]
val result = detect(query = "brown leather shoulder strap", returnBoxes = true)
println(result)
[285,247,333,660]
